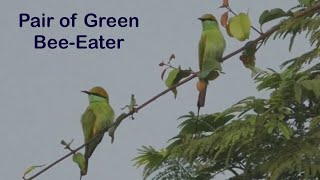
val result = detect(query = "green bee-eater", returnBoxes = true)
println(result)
[197,14,226,110]
[80,86,115,177]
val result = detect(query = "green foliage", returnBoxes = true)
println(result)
[240,42,265,78]
[299,0,318,6]
[23,164,46,178]
[134,2,320,180]
[228,13,251,41]
[273,13,320,51]
[133,146,168,178]
[165,68,192,98]
[259,8,293,26]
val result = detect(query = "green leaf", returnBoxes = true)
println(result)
[267,125,275,134]
[289,34,297,52]
[228,13,251,41]
[298,0,314,6]
[249,115,256,125]
[278,123,291,139]
[132,146,167,178]
[294,83,302,102]
[165,68,191,98]
[300,76,320,98]
[165,69,179,98]
[212,114,235,129]
[108,113,127,143]
[253,99,267,114]
[310,116,320,130]
[72,153,86,172]
[129,94,137,112]
[259,8,292,26]
[23,164,45,177]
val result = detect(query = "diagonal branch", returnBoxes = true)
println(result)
[23,3,320,180]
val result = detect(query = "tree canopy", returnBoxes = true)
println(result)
[133,1,320,179]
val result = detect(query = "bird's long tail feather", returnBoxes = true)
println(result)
[196,105,201,135]
[196,82,207,135]
[197,82,207,108]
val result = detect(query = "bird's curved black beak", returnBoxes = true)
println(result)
[198,17,204,21]
[81,90,91,95]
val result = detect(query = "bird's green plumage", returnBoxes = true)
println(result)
[197,14,226,108]
[80,88,115,177]
[198,19,225,79]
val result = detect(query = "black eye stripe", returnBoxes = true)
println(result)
[89,92,107,99]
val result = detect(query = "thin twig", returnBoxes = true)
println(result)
[24,73,197,180]
[25,141,88,180]
[23,3,320,180]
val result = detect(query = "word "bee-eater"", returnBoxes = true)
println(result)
[197,14,226,111]
[80,86,115,178]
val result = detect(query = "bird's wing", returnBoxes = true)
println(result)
[201,30,224,77]
[104,104,115,127]
[212,29,226,61]
[81,108,96,144]
[81,107,104,160]
[198,33,206,71]
[92,102,115,132]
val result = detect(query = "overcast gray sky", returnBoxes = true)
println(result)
[0,0,310,179]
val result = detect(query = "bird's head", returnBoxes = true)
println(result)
[82,86,109,102]
[198,14,218,23]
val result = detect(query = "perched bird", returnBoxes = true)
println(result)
[80,86,115,178]
[197,14,226,111]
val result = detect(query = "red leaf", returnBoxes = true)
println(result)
[239,54,246,62]
[159,61,165,66]
[221,12,228,28]
[169,54,175,63]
